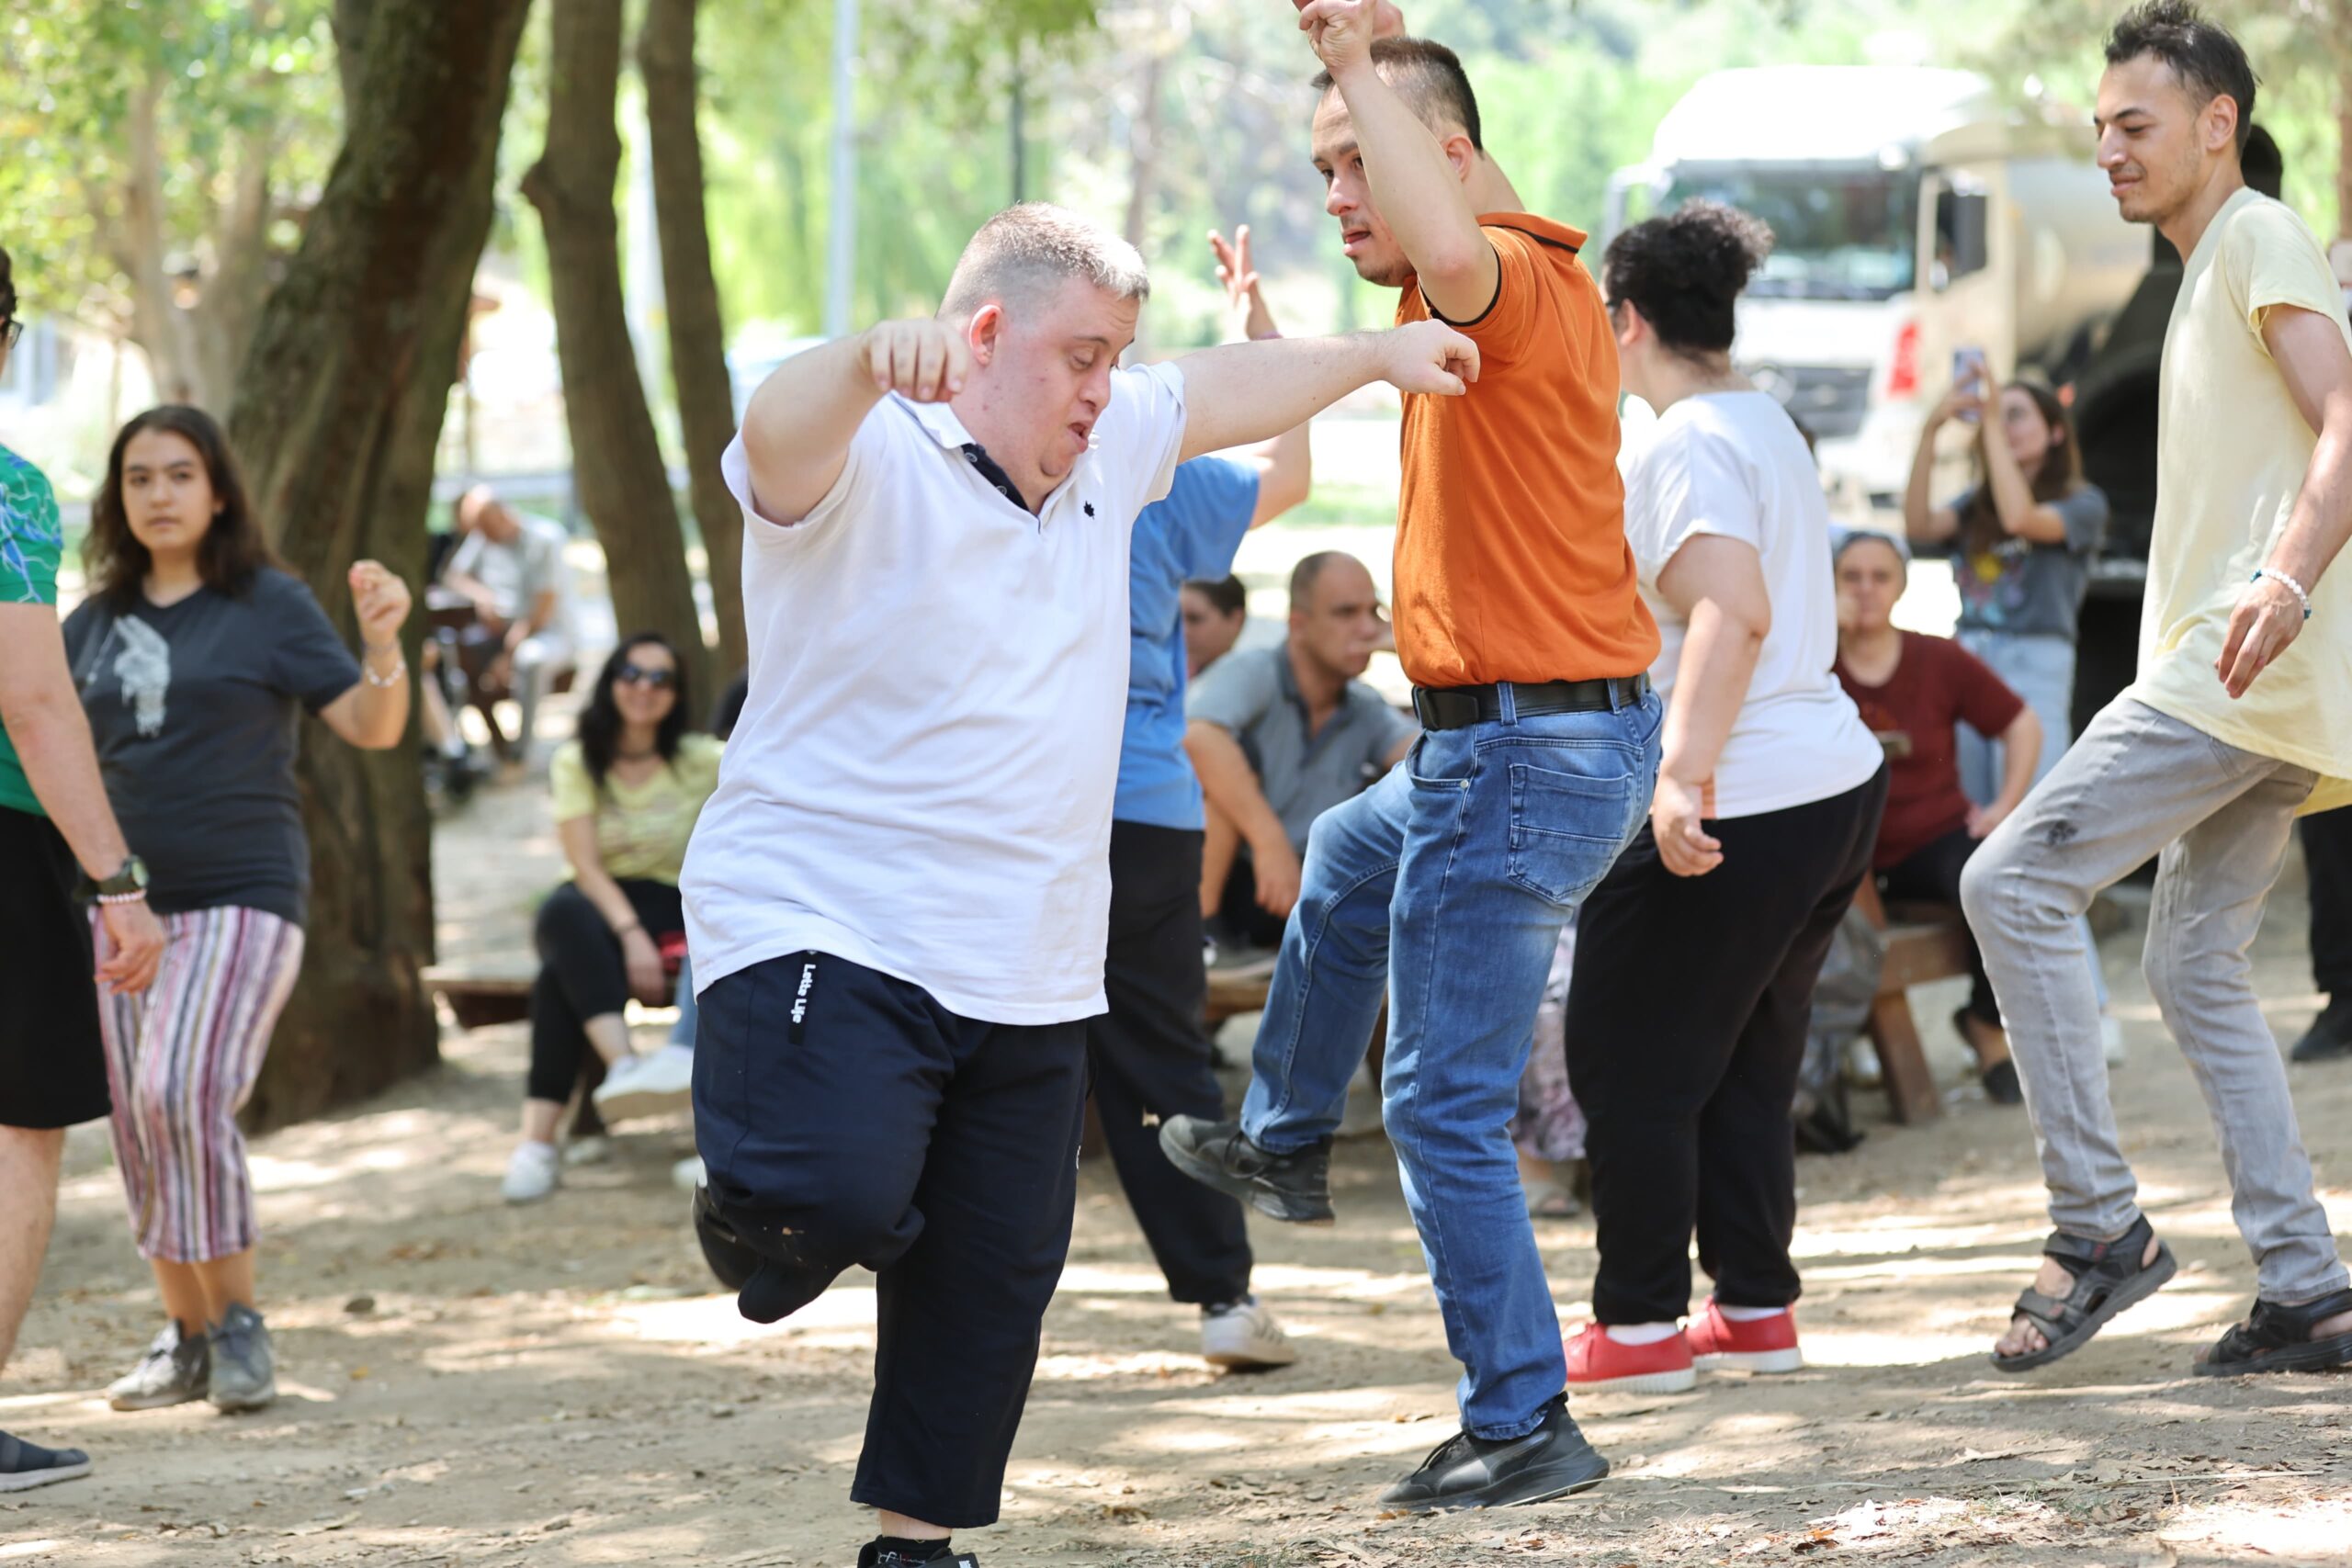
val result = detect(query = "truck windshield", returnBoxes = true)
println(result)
[1660,164,1918,300]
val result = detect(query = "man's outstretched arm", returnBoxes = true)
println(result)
[738,321,970,524]
[1174,321,1476,463]
[1298,0,1497,322]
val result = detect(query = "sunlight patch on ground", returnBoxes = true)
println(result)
[607,1289,860,1345]
[2162,1496,2352,1561]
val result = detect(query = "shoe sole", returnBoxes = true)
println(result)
[1202,1347,1301,1371]
[590,1083,692,1123]
[1566,1365,1696,1394]
[1694,1348,1804,1374]
[1157,1126,1335,1226]
[107,1386,208,1412]
[2191,1328,2352,1377]
[0,1459,92,1493]
[502,1182,559,1204]
[1388,1455,1611,1513]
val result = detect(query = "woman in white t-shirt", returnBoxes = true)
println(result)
[1560,202,1889,1397]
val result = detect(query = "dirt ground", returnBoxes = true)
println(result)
[6,778,2349,1568]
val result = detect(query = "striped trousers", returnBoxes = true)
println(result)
[93,906,304,1264]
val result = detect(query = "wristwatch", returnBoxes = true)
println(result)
[89,855,151,903]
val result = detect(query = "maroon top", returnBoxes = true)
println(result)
[1834,631,2025,870]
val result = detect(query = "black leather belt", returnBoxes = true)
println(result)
[1410,673,1651,731]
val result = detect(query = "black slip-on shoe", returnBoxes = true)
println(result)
[1376,1394,1609,1513]
[1158,1115,1334,1224]
[2289,996,2352,1063]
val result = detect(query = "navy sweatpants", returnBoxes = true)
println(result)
[692,950,1090,1529]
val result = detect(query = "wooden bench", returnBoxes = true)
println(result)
[424,967,533,1030]
[1850,882,1973,1125]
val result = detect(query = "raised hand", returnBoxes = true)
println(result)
[1211,225,1278,342]
[860,318,971,402]
[1295,0,1381,77]
[1378,319,1480,397]
[348,559,412,649]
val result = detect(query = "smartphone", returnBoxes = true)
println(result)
[1952,347,1988,423]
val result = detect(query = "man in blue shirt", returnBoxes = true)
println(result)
[1094,228,1311,1369]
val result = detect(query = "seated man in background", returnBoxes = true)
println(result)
[1185,549,1416,952]
[443,485,574,763]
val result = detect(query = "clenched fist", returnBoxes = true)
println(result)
[860,319,971,403]
[348,559,412,649]
[1376,319,1481,397]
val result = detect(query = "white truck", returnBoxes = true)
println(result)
[1606,65,2146,515]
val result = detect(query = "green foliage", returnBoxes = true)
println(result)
[0,0,342,327]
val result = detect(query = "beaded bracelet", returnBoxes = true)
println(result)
[2251,567,2312,620]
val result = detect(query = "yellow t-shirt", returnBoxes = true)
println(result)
[2127,188,2352,813]
[548,733,724,884]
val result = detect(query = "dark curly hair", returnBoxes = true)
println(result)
[1601,200,1773,359]
[0,245,17,331]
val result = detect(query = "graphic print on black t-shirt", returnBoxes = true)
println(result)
[63,568,363,927]
[113,617,173,736]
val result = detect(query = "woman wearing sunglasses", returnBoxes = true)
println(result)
[503,633,720,1202]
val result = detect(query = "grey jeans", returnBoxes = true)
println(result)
[1960,697,2347,1304]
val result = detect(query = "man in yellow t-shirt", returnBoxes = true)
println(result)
[1959,2,2352,1380]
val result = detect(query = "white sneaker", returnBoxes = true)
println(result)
[593,1043,695,1123]
[672,1155,707,1191]
[2100,1014,2128,1067]
[562,1134,613,1168]
[1201,1296,1299,1370]
[1846,1037,1883,1087]
[502,1141,560,1203]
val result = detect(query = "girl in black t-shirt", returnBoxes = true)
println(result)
[64,406,411,1417]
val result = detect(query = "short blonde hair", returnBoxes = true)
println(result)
[939,203,1151,320]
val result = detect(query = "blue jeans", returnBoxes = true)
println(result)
[1956,629,2109,1011]
[1241,687,1663,1438]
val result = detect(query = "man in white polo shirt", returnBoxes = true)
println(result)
[680,202,1475,1568]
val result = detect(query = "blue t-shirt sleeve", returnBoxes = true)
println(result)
[1145,457,1261,582]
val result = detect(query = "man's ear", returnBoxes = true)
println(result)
[1442,131,1477,183]
[2204,94,2240,158]
[967,303,1003,366]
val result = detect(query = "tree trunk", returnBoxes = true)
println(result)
[227,0,533,1130]
[639,0,746,680]
[525,0,712,702]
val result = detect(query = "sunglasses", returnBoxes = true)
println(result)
[615,661,677,690]
[1,319,20,351]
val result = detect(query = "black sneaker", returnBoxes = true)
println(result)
[1377,1394,1609,1513]
[0,1429,92,1494]
[855,1544,977,1567]
[692,1185,759,1291]
[2289,995,2352,1063]
[1158,1116,1334,1224]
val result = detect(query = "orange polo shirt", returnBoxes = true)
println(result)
[1393,213,1658,688]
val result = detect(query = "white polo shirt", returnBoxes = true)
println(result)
[681,362,1188,1024]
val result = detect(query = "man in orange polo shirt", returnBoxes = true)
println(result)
[1161,2,1660,1513]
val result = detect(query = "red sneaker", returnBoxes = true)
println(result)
[1684,1299,1804,1374]
[1563,1322,1696,1393]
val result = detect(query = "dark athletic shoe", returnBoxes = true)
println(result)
[0,1430,92,1494]
[207,1303,277,1413]
[2289,995,2352,1063]
[1158,1115,1334,1224]
[1377,1395,1609,1513]
[855,1544,978,1567]
[692,1185,759,1291]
